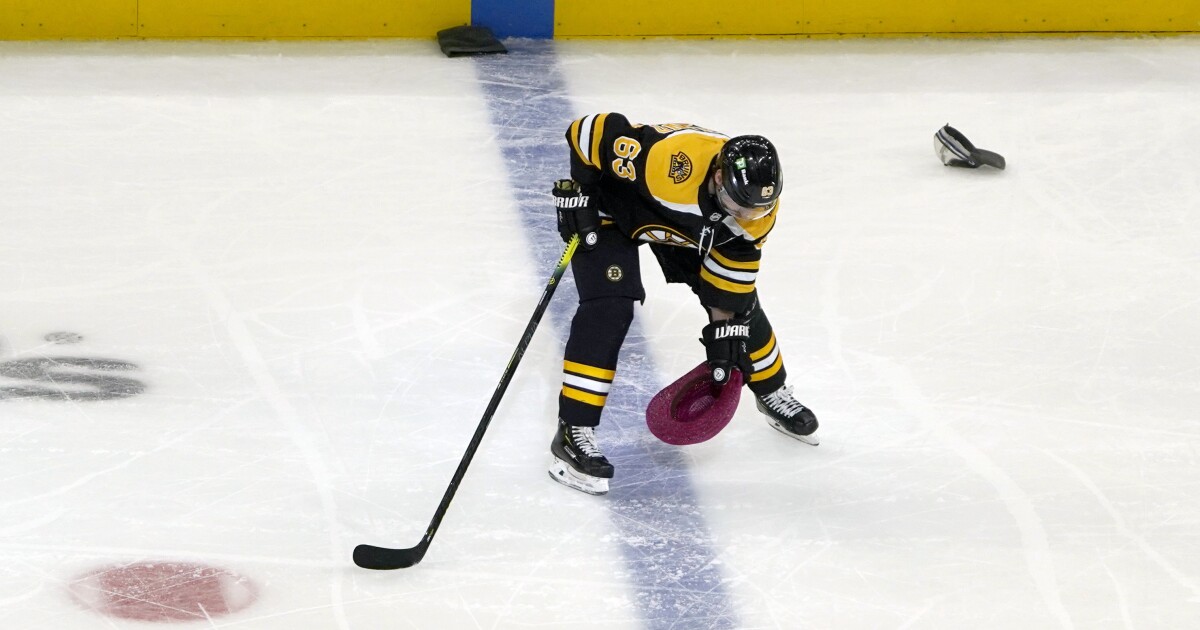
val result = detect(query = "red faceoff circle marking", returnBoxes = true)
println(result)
[70,562,258,623]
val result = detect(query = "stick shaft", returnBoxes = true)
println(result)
[419,236,578,544]
[354,236,579,569]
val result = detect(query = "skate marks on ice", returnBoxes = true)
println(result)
[861,349,1200,625]
[864,353,1073,628]
[0,332,262,625]
[474,41,737,629]
[169,240,353,630]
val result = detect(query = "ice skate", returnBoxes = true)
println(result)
[756,385,819,445]
[548,420,614,495]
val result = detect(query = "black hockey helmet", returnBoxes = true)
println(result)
[716,135,782,209]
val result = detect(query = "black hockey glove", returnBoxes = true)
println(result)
[553,179,600,251]
[701,317,752,385]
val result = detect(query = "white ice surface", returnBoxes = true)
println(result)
[1,37,1199,629]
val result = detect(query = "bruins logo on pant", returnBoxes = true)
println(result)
[605,265,624,282]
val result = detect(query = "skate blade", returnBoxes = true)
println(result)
[548,457,609,495]
[767,419,820,446]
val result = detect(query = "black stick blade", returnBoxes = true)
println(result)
[353,543,425,570]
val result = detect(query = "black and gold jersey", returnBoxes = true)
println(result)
[565,112,779,313]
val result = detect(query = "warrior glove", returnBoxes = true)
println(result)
[553,179,600,251]
[701,317,753,385]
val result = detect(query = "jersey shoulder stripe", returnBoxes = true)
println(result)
[568,113,611,170]
[568,117,589,166]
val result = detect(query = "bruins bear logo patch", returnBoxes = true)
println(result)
[669,152,693,184]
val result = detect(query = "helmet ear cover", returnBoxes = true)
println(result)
[717,135,782,208]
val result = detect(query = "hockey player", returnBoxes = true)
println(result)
[548,113,820,495]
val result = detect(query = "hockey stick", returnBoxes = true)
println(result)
[353,235,580,570]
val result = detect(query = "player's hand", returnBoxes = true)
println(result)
[552,179,600,251]
[701,317,752,385]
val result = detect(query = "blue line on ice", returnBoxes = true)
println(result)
[474,41,737,630]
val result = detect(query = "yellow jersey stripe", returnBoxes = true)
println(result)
[750,333,777,361]
[589,113,608,168]
[569,118,590,166]
[564,360,616,381]
[708,248,760,271]
[700,267,755,294]
[562,385,607,407]
[703,256,757,284]
[705,248,763,270]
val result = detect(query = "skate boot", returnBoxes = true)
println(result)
[548,420,614,495]
[757,385,820,445]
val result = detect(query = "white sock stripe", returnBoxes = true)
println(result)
[563,373,612,394]
[753,345,780,372]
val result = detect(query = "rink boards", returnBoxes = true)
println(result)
[1,0,1197,38]
[0,0,468,38]
[557,0,1200,37]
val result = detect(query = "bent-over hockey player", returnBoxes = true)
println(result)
[549,113,819,495]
